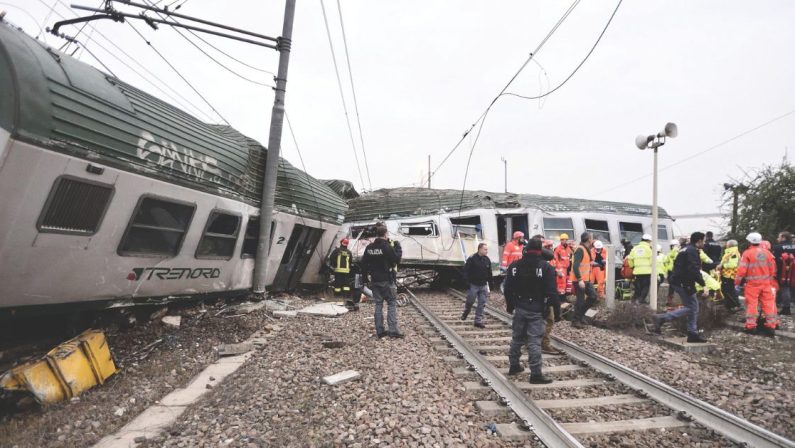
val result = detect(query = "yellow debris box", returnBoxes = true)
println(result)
[0,329,117,403]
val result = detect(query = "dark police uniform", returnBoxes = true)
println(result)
[504,248,557,378]
[361,237,401,337]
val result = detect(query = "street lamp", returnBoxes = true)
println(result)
[635,122,678,311]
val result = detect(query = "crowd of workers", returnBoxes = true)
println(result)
[325,222,794,382]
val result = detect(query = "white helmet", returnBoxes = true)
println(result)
[746,232,762,245]
[670,239,680,247]
[657,244,662,252]
[594,240,604,250]
[642,234,652,241]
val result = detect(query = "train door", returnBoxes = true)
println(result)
[272,224,325,292]
[496,214,529,256]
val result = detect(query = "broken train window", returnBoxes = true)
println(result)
[399,221,439,237]
[196,211,241,259]
[118,196,195,257]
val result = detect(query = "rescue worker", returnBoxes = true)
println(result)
[652,232,708,343]
[540,238,563,355]
[553,233,573,305]
[735,232,778,336]
[703,231,723,272]
[461,243,492,328]
[621,238,634,259]
[719,240,741,312]
[504,238,556,384]
[328,238,352,298]
[664,239,683,306]
[628,234,653,304]
[656,244,667,285]
[773,231,795,315]
[591,240,608,298]
[570,232,597,328]
[500,231,525,272]
[360,225,404,339]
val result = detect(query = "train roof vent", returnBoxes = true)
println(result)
[37,177,114,235]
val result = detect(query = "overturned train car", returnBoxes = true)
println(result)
[0,24,346,313]
[339,187,674,282]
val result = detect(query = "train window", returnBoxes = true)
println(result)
[584,219,611,243]
[542,217,574,241]
[37,176,114,235]
[399,221,439,237]
[350,225,378,239]
[119,197,195,257]
[241,218,276,258]
[658,225,669,241]
[619,222,644,244]
[450,216,483,239]
[196,211,241,259]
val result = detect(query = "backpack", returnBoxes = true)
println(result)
[621,257,634,280]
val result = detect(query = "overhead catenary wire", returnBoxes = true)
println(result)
[140,0,275,88]
[126,20,231,125]
[336,0,372,191]
[320,0,366,191]
[588,107,795,199]
[43,0,218,122]
[500,0,624,102]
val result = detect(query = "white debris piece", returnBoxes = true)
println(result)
[272,310,298,318]
[161,315,182,328]
[298,303,349,317]
[114,407,125,417]
[322,370,361,386]
[584,309,599,318]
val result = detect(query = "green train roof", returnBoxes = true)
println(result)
[0,23,346,224]
[345,187,672,222]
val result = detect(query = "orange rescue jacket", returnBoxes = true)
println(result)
[735,246,776,286]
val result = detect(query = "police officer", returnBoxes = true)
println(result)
[328,238,352,298]
[504,238,556,384]
[361,225,404,339]
[703,231,723,272]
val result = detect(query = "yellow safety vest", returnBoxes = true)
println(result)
[333,250,351,274]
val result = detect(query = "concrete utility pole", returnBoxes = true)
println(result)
[253,0,296,294]
[428,155,431,189]
[501,156,507,193]
[635,123,678,311]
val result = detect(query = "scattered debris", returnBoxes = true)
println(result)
[149,307,169,321]
[321,341,346,349]
[217,342,253,357]
[272,310,298,318]
[114,407,125,417]
[0,330,117,403]
[298,303,349,317]
[161,316,182,329]
[125,338,164,362]
[322,370,361,386]
[584,309,599,319]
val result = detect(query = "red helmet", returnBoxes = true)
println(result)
[513,231,524,240]
[542,239,553,249]
[341,238,350,247]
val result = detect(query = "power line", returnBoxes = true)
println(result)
[501,0,623,102]
[44,0,217,122]
[141,0,276,78]
[140,0,274,88]
[588,108,795,198]
[320,0,366,191]
[75,40,117,76]
[126,21,231,125]
[336,0,372,191]
[428,0,581,184]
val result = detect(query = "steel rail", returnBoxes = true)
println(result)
[406,288,583,448]
[446,288,795,448]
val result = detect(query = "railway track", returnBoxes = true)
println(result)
[408,288,795,448]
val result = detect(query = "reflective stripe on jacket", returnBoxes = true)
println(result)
[628,241,653,275]
[501,240,523,269]
[720,246,740,279]
[570,246,592,282]
[735,246,776,285]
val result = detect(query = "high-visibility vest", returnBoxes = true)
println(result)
[627,242,653,275]
[736,246,776,285]
[570,246,592,282]
[720,247,740,279]
[333,249,351,274]
[501,240,524,268]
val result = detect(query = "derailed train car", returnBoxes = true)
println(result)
[338,187,674,282]
[0,23,346,313]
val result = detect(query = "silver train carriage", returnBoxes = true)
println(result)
[337,187,675,281]
[0,24,346,313]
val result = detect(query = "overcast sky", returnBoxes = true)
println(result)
[6,0,795,235]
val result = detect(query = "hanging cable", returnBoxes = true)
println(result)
[336,0,372,191]
[320,0,366,191]
[501,0,623,102]
[127,21,231,125]
[74,41,117,76]
[44,0,217,122]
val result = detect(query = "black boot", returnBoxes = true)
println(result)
[651,315,663,334]
[461,307,471,321]
[474,322,486,329]
[508,365,525,375]
[529,374,553,384]
[780,307,791,316]
[758,327,776,338]
[687,332,708,343]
